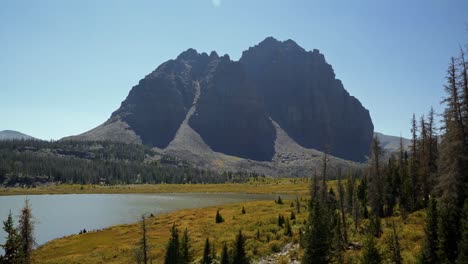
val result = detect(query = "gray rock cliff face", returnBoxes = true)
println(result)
[240,37,373,161]
[66,37,373,163]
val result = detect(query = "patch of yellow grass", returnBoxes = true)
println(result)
[27,179,424,263]
[1,178,316,196]
[33,198,307,263]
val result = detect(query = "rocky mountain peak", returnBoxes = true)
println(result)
[67,37,374,164]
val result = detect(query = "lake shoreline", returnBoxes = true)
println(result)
[32,196,309,263]
[0,178,312,196]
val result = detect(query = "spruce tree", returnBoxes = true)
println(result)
[276,196,284,205]
[333,213,345,263]
[436,55,468,263]
[220,242,230,264]
[232,230,249,264]
[284,218,293,237]
[361,235,382,264]
[18,199,35,264]
[201,238,213,264]
[164,224,180,264]
[437,203,460,263]
[357,175,369,219]
[278,214,285,228]
[456,199,468,264]
[337,170,348,244]
[216,210,224,223]
[290,211,296,221]
[352,188,361,231]
[296,197,301,214]
[180,229,192,264]
[420,197,439,264]
[302,200,334,263]
[1,210,22,263]
[136,215,149,264]
[388,222,403,264]
[410,113,421,210]
[345,172,355,215]
[302,150,335,263]
[369,135,384,217]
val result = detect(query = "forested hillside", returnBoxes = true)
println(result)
[0,140,255,186]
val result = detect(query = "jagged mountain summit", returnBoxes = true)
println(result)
[65,37,374,174]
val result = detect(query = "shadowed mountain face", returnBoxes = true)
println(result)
[189,59,276,161]
[111,52,198,148]
[66,37,374,162]
[240,37,374,161]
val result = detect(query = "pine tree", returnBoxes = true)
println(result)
[311,168,320,202]
[437,203,460,263]
[220,242,230,264]
[284,218,293,237]
[1,210,22,263]
[420,197,439,264]
[302,200,334,263]
[18,199,35,264]
[216,210,224,223]
[321,150,329,200]
[337,169,348,244]
[302,148,336,264]
[352,187,361,231]
[410,114,421,210]
[357,175,369,219]
[276,196,284,205]
[278,214,285,228]
[399,138,412,213]
[164,224,180,264]
[232,231,249,264]
[333,213,345,263]
[383,155,398,216]
[388,222,403,264]
[290,211,296,221]
[438,57,467,207]
[369,136,384,217]
[211,241,217,262]
[136,215,149,264]
[361,235,382,264]
[201,238,213,264]
[368,214,382,238]
[345,172,355,214]
[456,199,468,264]
[296,197,301,214]
[180,229,192,264]
[436,55,468,263]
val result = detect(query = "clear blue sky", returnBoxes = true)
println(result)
[1,0,467,140]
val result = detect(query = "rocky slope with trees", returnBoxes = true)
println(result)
[65,37,374,175]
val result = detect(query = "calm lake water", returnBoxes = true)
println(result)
[0,193,280,248]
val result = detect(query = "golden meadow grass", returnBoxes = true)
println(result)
[24,179,425,263]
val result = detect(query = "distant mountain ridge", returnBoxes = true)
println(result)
[374,132,411,154]
[64,37,374,176]
[0,130,34,140]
